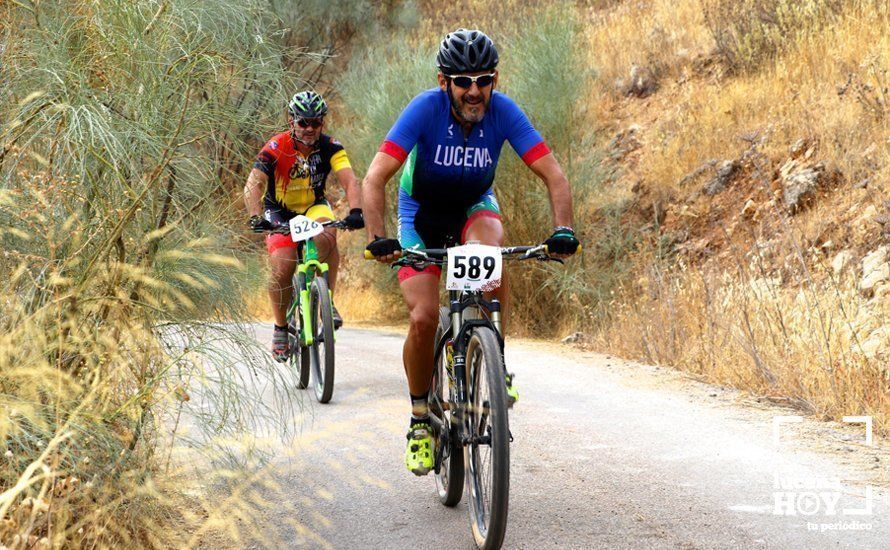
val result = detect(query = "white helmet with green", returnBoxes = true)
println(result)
[288,91,328,119]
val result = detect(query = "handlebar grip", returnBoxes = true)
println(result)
[542,244,583,254]
[364,249,402,260]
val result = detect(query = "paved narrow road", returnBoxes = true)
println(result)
[241,327,888,549]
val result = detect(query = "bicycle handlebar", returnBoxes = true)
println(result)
[253,219,351,235]
[363,244,574,265]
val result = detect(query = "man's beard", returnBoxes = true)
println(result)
[450,91,488,123]
[292,131,318,146]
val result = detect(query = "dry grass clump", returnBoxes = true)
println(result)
[584,0,709,87]
[599,257,889,433]
[702,0,880,74]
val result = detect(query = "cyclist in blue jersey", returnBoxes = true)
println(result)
[362,29,580,475]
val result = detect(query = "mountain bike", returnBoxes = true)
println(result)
[390,243,563,549]
[257,216,350,403]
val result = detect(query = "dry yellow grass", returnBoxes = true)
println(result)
[585,0,888,195]
[598,260,889,433]
[584,0,710,82]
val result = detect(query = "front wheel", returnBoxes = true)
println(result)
[296,343,310,389]
[309,276,335,403]
[289,276,310,389]
[465,327,509,550]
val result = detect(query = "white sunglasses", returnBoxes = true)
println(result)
[447,73,496,89]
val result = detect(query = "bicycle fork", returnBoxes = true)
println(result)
[297,261,336,347]
[296,268,313,346]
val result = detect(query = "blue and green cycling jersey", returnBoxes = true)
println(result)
[379,88,551,214]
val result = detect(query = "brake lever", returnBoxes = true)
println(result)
[520,252,564,264]
[391,261,430,272]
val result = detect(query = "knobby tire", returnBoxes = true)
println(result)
[309,276,335,403]
[465,327,509,550]
[290,275,310,389]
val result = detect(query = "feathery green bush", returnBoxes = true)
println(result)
[0,0,327,545]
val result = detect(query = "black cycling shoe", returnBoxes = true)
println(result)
[332,305,343,330]
[271,326,290,363]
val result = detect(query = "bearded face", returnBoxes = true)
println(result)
[439,71,497,124]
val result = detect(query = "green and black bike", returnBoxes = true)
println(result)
[260,217,350,403]
[394,243,562,550]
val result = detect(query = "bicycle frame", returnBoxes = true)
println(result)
[287,239,330,347]
[431,289,504,450]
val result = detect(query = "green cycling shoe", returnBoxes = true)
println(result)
[505,372,519,407]
[405,422,434,476]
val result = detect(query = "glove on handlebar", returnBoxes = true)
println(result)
[545,226,580,255]
[366,236,401,257]
[343,208,365,230]
[249,215,275,233]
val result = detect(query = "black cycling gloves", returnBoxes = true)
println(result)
[366,236,402,258]
[343,208,365,230]
[545,226,580,255]
[249,215,274,232]
[252,210,366,232]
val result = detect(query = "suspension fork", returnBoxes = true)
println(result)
[297,263,312,346]
[449,291,468,425]
[489,298,502,336]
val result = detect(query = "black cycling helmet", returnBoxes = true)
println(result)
[287,91,328,119]
[436,28,499,75]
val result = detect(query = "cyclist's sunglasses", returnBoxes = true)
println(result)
[295,118,323,129]
[448,73,496,89]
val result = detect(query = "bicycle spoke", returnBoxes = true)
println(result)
[472,345,493,529]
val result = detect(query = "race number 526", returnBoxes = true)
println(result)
[446,244,503,291]
[288,215,324,242]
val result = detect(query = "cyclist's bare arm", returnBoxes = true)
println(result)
[527,153,574,228]
[362,151,403,241]
[334,167,362,210]
[244,168,268,217]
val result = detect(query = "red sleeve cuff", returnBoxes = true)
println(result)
[379,140,408,163]
[521,141,551,165]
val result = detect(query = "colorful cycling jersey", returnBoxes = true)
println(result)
[379,88,550,213]
[254,132,351,214]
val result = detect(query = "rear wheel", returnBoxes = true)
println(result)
[432,307,464,506]
[309,276,335,403]
[465,327,509,549]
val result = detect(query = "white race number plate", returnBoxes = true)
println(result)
[446,244,503,292]
[288,215,324,242]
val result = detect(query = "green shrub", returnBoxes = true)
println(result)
[0,0,320,545]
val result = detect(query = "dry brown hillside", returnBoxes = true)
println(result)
[583,0,888,431]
